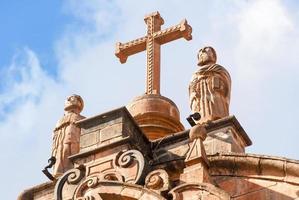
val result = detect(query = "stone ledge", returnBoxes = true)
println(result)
[205,115,252,147]
[74,107,151,160]
[151,115,251,149]
[208,152,299,185]
[69,136,131,160]
[17,181,55,200]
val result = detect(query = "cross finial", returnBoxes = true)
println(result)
[115,11,192,95]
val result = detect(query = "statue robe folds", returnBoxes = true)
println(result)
[189,64,231,124]
[51,113,85,176]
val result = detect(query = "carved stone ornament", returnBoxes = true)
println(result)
[54,149,149,200]
[115,11,192,95]
[115,11,191,139]
[189,124,207,142]
[189,46,231,124]
[145,169,170,193]
[185,123,209,167]
[169,183,231,200]
[51,94,85,177]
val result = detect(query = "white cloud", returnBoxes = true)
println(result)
[235,0,295,78]
[0,49,67,198]
[230,0,299,157]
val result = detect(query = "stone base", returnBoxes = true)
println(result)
[204,116,252,154]
[127,94,184,140]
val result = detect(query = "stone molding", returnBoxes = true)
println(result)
[169,183,230,200]
[18,181,55,200]
[209,153,299,185]
[151,115,251,149]
[205,116,252,147]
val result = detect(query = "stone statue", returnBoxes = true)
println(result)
[189,46,231,124]
[51,94,85,177]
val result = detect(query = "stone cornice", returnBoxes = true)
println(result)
[151,115,252,149]
[208,152,299,185]
[17,181,55,200]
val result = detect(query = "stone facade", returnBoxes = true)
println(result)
[18,108,299,199]
[18,11,299,200]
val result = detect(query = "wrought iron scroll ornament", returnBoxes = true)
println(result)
[186,112,201,127]
[42,156,56,181]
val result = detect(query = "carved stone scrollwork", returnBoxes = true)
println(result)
[54,165,86,200]
[73,176,100,200]
[98,171,124,182]
[145,169,169,193]
[54,150,148,199]
[74,181,166,200]
[114,149,146,184]
[76,196,97,200]
[169,183,231,200]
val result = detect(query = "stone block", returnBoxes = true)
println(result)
[76,107,149,155]
[204,116,251,154]
[80,131,97,149]
[99,122,123,143]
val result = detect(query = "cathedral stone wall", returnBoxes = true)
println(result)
[18,108,299,200]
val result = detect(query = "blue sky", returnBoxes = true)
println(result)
[0,1,69,77]
[1,0,299,199]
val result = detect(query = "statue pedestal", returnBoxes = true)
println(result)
[127,94,184,140]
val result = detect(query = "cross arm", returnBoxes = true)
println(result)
[153,19,192,45]
[115,36,147,63]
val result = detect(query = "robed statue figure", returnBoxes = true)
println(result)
[51,94,85,177]
[189,46,231,124]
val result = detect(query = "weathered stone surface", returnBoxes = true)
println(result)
[209,153,299,199]
[18,11,299,200]
[216,177,299,200]
[54,165,166,200]
[150,116,251,165]
[19,108,299,200]
[75,107,150,156]
[115,11,192,95]
[209,153,299,184]
[51,94,85,177]
[145,169,170,194]
[189,46,231,124]
[181,124,212,184]
[127,94,184,140]
[18,181,55,200]
[204,116,252,154]
[169,183,230,200]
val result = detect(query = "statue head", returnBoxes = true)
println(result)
[197,46,217,66]
[64,94,84,114]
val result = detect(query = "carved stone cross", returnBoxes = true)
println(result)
[115,11,192,95]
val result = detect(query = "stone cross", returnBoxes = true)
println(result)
[115,11,192,95]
